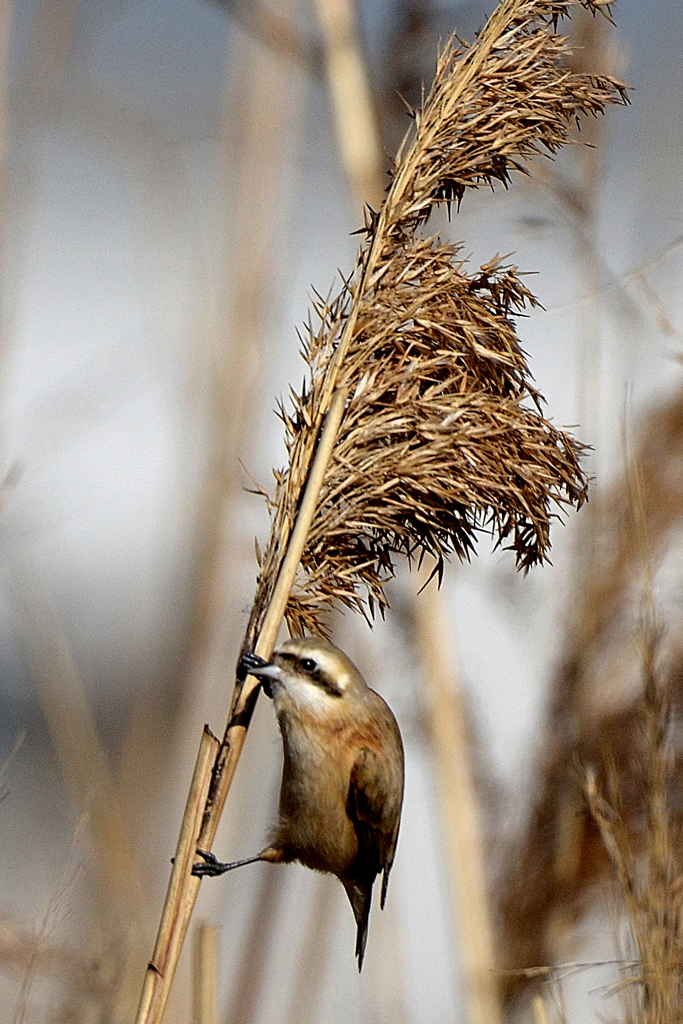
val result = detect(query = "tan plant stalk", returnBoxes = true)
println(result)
[222,868,285,1024]
[415,577,502,1024]
[497,387,683,1004]
[314,0,385,208]
[135,2,626,1017]
[193,923,219,1024]
[134,390,347,1024]
[135,728,220,1024]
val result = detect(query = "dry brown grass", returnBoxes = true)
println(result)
[497,386,683,1006]
[585,625,683,1024]
[497,563,683,1023]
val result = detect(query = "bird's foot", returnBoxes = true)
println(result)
[237,651,274,697]
[237,651,269,682]
[192,849,230,877]
[192,848,264,877]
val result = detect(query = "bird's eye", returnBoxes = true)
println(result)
[300,657,317,673]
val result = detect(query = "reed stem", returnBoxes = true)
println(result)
[193,922,219,1024]
[313,0,384,209]
[134,728,219,1024]
[134,389,347,1024]
[415,578,502,1024]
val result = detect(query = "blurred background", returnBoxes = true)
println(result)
[0,1,682,1022]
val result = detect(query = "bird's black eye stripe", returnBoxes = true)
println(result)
[315,672,343,697]
[295,655,343,697]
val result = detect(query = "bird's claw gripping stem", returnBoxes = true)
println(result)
[236,651,269,682]
[192,848,263,877]
[192,849,226,877]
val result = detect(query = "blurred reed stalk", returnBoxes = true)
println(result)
[222,868,285,1024]
[496,401,683,1009]
[0,726,24,801]
[415,576,502,1024]
[193,922,219,1024]
[13,810,89,1024]
[279,874,341,1024]
[135,2,626,1017]
[314,0,385,209]
[363,884,407,1024]
[282,874,340,1024]
[585,624,683,1022]
[0,913,105,1002]
[7,569,147,1019]
[212,0,322,74]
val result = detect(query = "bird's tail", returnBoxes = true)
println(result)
[342,879,373,971]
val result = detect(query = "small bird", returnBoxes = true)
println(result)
[193,635,404,970]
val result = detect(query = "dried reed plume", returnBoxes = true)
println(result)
[585,617,683,1023]
[248,0,627,641]
[136,2,627,1018]
[497,387,683,1005]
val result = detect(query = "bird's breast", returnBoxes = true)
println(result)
[273,711,360,876]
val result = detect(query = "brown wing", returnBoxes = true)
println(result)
[346,719,404,907]
[345,742,403,970]
[344,696,404,968]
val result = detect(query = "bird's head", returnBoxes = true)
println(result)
[240,636,367,715]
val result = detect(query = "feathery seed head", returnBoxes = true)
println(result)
[245,0,628,644]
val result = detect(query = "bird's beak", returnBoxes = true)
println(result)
[247,663,282,680]
[249,662,282,700]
